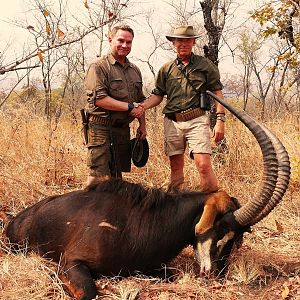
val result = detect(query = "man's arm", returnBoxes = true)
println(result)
[142,94,164,110]
[95,96,144,116]
[211,89,225,143]
[212,90,225,115]
[130,93,164,118]
[136,114,147,140]
[95,96,129,111]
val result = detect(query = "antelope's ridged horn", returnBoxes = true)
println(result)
[250,124,290,225]
[207,91,290,226]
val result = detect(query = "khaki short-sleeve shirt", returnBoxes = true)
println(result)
[85,53,145,119]
[152,53,223,114]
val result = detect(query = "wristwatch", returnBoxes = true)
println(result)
[128,102,135,112]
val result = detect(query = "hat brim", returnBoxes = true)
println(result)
[130,138,149,168]
[166,35,201,41]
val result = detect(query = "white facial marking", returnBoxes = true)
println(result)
[98,221,118,231]
[217,231,235,254]
[195,238,213,275]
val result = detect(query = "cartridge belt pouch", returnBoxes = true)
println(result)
[89,114,110,126]
[165,107,205,122]
[88,114,129,128]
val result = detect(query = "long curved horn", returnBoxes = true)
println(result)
[207,91,290,226]
[250,124,290,224]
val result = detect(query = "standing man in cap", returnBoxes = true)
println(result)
[84,24,146,186]
[142,25,226,192]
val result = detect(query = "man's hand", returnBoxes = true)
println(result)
[212,120,225,143]
[130,103,145,118]
[136,124,147,140]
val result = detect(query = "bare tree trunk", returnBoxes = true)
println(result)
[242,65,251,110]
[275,60,289,114]
[200,0,225,65]
[200,0,231,158]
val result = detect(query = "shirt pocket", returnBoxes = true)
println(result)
[188,72,206,90]
[109,78,128,99]
[166,76,183,95]
[133,80,143,101]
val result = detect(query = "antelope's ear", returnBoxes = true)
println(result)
[195,191,236,236]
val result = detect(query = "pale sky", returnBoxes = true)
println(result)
[0,0,263,89]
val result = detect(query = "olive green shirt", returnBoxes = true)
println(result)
[84,53,145,120]
[152,53,223,114]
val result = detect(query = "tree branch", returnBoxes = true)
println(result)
[0,16,117,75]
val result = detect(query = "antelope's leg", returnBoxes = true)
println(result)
[60,261,97,300]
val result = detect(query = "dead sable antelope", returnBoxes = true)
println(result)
[2,93,290,300]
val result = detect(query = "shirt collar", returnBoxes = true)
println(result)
[108,52,130,67]
[176,52,195,66]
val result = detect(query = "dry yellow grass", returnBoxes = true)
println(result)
[0,107,299,299]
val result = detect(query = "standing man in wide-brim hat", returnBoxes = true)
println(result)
[142,25,226,192]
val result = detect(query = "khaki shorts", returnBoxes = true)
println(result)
[164,114,211,157]
[87,124,131,177]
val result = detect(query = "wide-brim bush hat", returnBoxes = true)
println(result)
[130,138,149,168]
[166,25,201,41]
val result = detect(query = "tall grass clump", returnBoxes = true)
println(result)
[0,107,299,299]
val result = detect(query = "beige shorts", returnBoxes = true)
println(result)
[164,114,211,157]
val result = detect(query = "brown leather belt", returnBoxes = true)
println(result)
[165,107,205,122]
[88,115,128,128]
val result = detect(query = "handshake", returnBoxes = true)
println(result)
[129,102,146,118]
